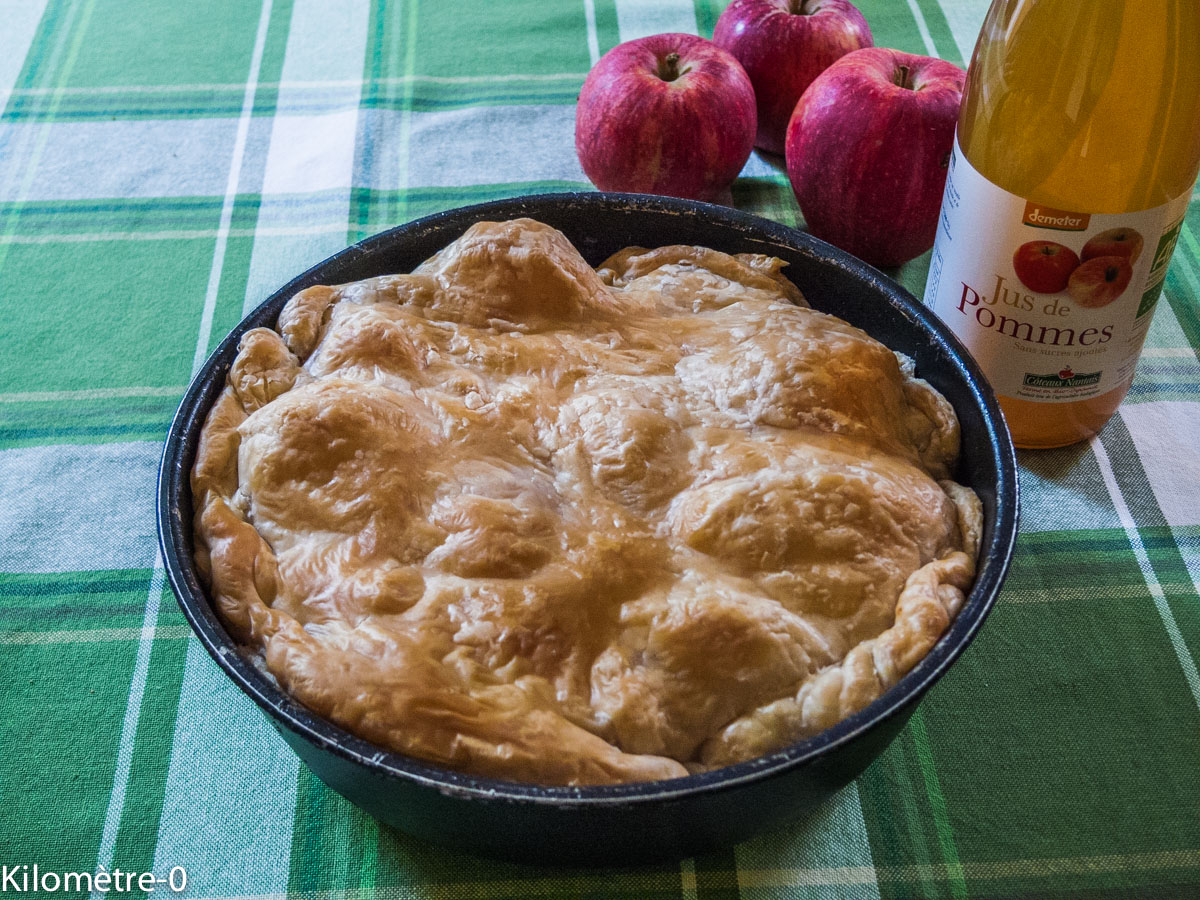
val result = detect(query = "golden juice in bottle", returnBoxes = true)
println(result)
[923,0,1200,448]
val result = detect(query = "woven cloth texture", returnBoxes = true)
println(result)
[2,1,1200,898]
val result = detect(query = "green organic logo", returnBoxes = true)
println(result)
[1150,220,1183,275]
[1137,279,1164,319]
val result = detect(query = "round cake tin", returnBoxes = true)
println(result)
[158,192,1019,865]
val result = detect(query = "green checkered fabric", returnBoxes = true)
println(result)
[3,1,1200,897]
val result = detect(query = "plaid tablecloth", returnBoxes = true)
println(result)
[3,0,1200,897]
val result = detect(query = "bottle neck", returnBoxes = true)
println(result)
[958,0,1200,212]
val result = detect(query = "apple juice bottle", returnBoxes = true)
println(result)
[922,0,1200,448]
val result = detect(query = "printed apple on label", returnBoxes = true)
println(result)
[1012,240,1080,293]
[1081,227,1144,264]
[1067,255,1133,308]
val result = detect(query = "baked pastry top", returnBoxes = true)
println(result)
[192,218,981,785]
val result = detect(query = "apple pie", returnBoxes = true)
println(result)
[191,218,981,785]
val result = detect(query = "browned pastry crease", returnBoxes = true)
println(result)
[191,218,981,785]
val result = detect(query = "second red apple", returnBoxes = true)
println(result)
[714,0,873,155]
[785,48,965,268]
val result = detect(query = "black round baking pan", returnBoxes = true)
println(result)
[158,192,1019,865]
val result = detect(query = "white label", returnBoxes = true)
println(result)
[924,136,1191,402]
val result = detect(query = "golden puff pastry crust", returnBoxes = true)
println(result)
[192,218,981,786]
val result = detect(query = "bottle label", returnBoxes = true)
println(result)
[924,136,1190,403]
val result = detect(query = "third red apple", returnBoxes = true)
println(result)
[1067,255,1133,308]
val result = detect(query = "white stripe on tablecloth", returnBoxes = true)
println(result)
[0,223,352,246]
[1118,402,1200,529]
[734,781,882,900]
[150,638,300,898]
[241,0,370,315]
[0,118,241,202]
[149,6,374,894]
[0,0,92,280]
[614,0,697,42]
[155,848,1200,899]
[0,384,184,403]
[1017,457,1122,534]
[905,0,939,57]
[1000,583,1200,605]
[0,625,191,644]
[1093,433,1200,711]
[361,105,588,191]
[0,0,49,113]
[84,6,273,898]
[933,0,991,64]
[88,563,165,900]
[1140,347,1199,358]
[583,0,600,65]
[0,442,160,573]
[190,0,275,376]
[7,72,586,96]
[679,858,698,900]
[392,0,421,224]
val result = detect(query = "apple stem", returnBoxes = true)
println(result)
[788,0,816,13]
[894,65,913,90]
[657,52,684,82]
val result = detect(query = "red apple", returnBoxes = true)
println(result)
[1012,240,1080,293]
[784,48,965,268]
[714,0,873,155]
[1081,227,1144,264]
[1067,255,1133,308]
[575,33,756,202]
